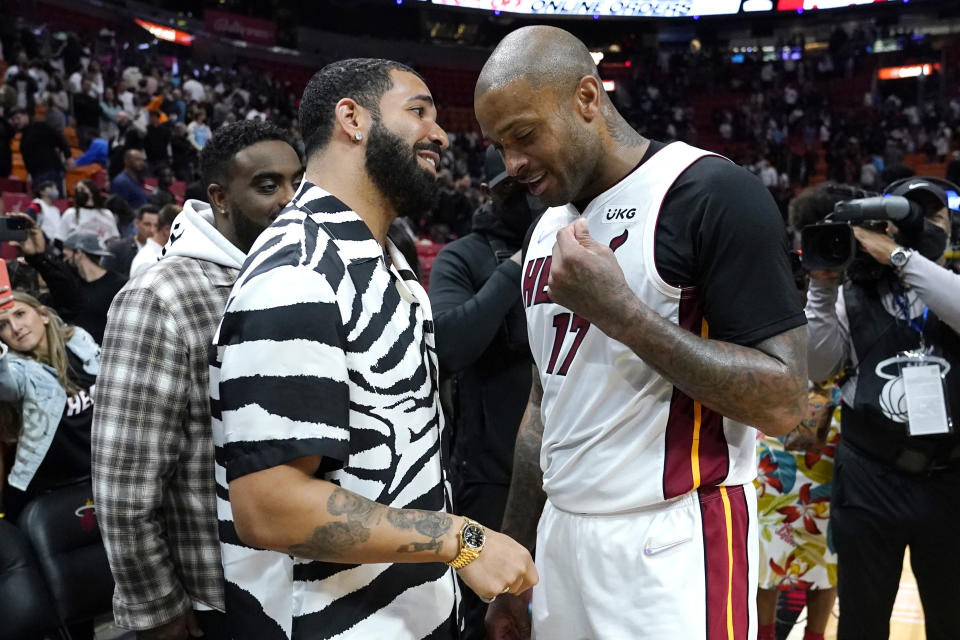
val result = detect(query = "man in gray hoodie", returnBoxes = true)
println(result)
[92,120,303,640]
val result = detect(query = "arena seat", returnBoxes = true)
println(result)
[17,480,115,635]
[0,520,58,640]
[2,192,33,212]
[0,178,28,193]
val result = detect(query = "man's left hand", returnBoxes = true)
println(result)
[852,226,898,265]
[548,218,635,336]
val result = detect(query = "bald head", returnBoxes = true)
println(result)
[474,26,644,207]
[124,148,146,175]
[476,26,601,100]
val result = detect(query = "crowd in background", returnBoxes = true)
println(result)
[3,17,959,238]
[1,12,959,640]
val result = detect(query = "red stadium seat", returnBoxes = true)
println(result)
[2,193,33,213]
[170,180,187,200]
[0,178,28,193]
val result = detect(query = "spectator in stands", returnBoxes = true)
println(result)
[947,150,960,188]
[110,148,148,209]
[74,136,109,168]
[148,166,177,207]
[9,107,73,198]
[187,108,211,151]
[73,77,102,146]
[170,122,197,182]
[104,194,136,238]
[60,179,119,241]
[0,104,12,178]
[144,109,172,177]
[44,75,70,133]
[103,204,158,277]
[14,220,126,344]
[129,203,179,277]
[25,180,63,242]
[170,88,187,124]
[182,74,206,103]
[99,86,123,141]
[0,290,100,520]
[93,119,302,640]
[759,158,779,189]
[6,57,38,115]
[429,147,542,640]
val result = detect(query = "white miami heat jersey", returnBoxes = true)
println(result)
[523,142,759,514]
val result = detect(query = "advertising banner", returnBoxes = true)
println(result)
[204,9,276,46]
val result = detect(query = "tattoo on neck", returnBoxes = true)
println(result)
[606,119,644,147]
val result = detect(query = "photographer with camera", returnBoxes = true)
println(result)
[804,178,960,640]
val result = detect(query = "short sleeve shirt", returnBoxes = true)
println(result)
[210,183,457,639]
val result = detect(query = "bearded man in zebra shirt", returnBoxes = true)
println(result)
[209,58,538,640]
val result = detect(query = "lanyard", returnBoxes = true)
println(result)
[894,294,928,344]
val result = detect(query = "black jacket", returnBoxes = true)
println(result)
[102,236,140,277]
[429,204,532,485]
[19,121,71,176]
[24,252,126,344]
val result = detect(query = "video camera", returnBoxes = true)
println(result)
[800,177,958,281]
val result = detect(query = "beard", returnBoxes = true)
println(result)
[232,207,272,254]
[365,120,440,220]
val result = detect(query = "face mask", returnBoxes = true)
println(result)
[498,191,547,236]
[896,219,948,261]
[74,191,90,208]
[44,188,57,200]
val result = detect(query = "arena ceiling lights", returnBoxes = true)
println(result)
[877,62,941,80]
[426,0,900,17]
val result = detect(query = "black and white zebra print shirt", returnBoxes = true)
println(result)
[210,183,458,640]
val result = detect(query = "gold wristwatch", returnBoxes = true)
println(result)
[446,518,486,569]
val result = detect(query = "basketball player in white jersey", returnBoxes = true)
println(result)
[475,27,809,640]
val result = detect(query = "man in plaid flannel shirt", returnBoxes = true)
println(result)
[92,120,302,639]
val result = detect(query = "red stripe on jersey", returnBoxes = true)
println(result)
[663,289,729,499]
[699,484,751,640]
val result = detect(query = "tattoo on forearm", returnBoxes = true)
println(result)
[289,521,371,560]
[386,509,452,539]
[387,509,452,555]
[288,488,381,561]
[396,539,443,554]
[286,488,455,561]
[501,370,547,550]
[327,487,379,524]
[621,304,808,433]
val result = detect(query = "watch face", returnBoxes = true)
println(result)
[463,524,485,549]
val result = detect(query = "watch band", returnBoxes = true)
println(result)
[446,518,484,569]
[890,246,913,271]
